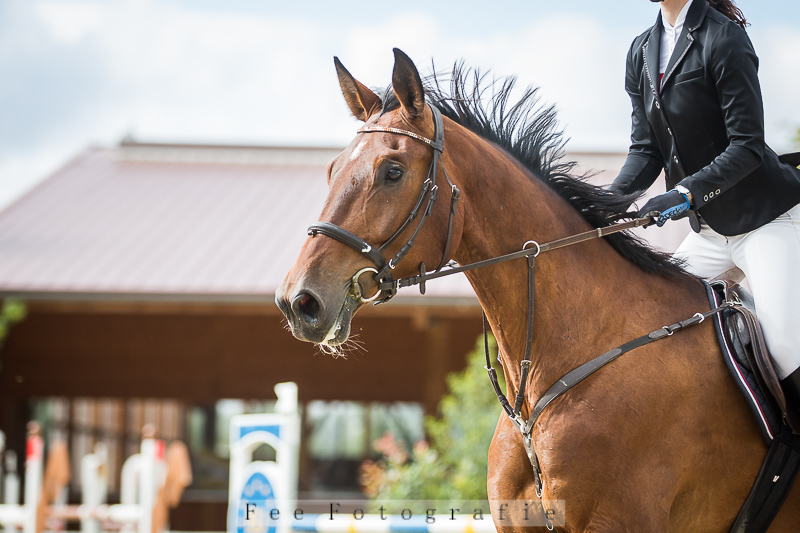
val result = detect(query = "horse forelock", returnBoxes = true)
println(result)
[373,64,686,278]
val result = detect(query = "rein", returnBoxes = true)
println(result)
[376,216,653,294]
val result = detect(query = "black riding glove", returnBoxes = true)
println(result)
[638,189,691,227]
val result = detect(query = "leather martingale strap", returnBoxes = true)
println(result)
[522,302,731,436]
[482,289,733,527]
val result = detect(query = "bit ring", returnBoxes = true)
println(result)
[351,267,381,303]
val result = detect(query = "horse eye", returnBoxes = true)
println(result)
[386,167,404,182]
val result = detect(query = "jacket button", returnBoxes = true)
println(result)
[673,156,679,163]
[656,101,661,109]
[667,128,672,136]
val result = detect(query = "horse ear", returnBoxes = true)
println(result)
[334,57,382,122]
[391,48,425,119]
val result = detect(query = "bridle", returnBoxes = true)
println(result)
[306,101,731,530]
[307,104,461,305]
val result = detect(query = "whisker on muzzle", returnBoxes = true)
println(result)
[316,333,367,359]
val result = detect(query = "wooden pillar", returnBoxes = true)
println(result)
[0,399,31,502]
[422,317,451,414]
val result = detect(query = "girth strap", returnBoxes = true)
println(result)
[729,424,800,533]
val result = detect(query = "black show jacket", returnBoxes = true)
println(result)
[612,0,800,236]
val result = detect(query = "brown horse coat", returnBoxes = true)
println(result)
[276,49,800,532]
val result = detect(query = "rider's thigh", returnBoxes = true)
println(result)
[733,202,800,378]
[673,224,736,280]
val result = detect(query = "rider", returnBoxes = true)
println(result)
[610,0,800,403]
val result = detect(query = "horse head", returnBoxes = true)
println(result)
[276,49,463,352]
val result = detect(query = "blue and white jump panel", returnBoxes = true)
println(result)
[292,515,497,533]
[228,383,300,533]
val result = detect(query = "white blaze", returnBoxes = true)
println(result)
[348,139,366,161]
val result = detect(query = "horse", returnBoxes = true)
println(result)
[275,49,800,532]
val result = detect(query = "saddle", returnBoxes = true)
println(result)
[712,279,800,433]
[710,280,800,533]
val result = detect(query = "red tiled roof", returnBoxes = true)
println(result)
[0,143,683,302]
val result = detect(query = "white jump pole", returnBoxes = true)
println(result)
[23,423,43,533]
[80,442,108,533]
[137,426,157,533]
[0,423,176,533]
[1,450,19,531]
[117,425,161,533]
[18,422,43,533]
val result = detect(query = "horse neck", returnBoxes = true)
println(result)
[445,129,693,400]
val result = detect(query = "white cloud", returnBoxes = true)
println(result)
[36,1,103,44]
[751,25,800,150]
[2,1,799,210]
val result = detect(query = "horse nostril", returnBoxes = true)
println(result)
[292,292,322,324]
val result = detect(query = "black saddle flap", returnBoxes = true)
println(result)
[713,280,800,433]
[779,151,800,167]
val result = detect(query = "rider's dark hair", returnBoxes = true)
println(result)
[709,0,747,29]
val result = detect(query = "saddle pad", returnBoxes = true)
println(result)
[705,282,779,443]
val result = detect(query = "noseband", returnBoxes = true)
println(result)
[307,105,461,304]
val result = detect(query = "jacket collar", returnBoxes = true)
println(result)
[643,0,710,97]
[684,0,709,32]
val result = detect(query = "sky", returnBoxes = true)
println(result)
[2,0,799,210]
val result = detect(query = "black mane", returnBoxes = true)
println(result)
[380,64,685,277]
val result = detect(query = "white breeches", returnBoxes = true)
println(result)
[674,202,800,379]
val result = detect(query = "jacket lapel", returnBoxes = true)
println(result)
[643,18,661,100]
[660,0,709,89]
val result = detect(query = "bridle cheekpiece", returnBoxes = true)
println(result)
[307,105,461,304]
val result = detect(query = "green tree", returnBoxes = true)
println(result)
[0,299,27,353]
[361,335,505,506]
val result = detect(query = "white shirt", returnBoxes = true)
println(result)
[660,0,694,81]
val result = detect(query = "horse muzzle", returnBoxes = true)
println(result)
[275,283,356,346]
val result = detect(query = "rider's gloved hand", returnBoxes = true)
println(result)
[638,189,691,227]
